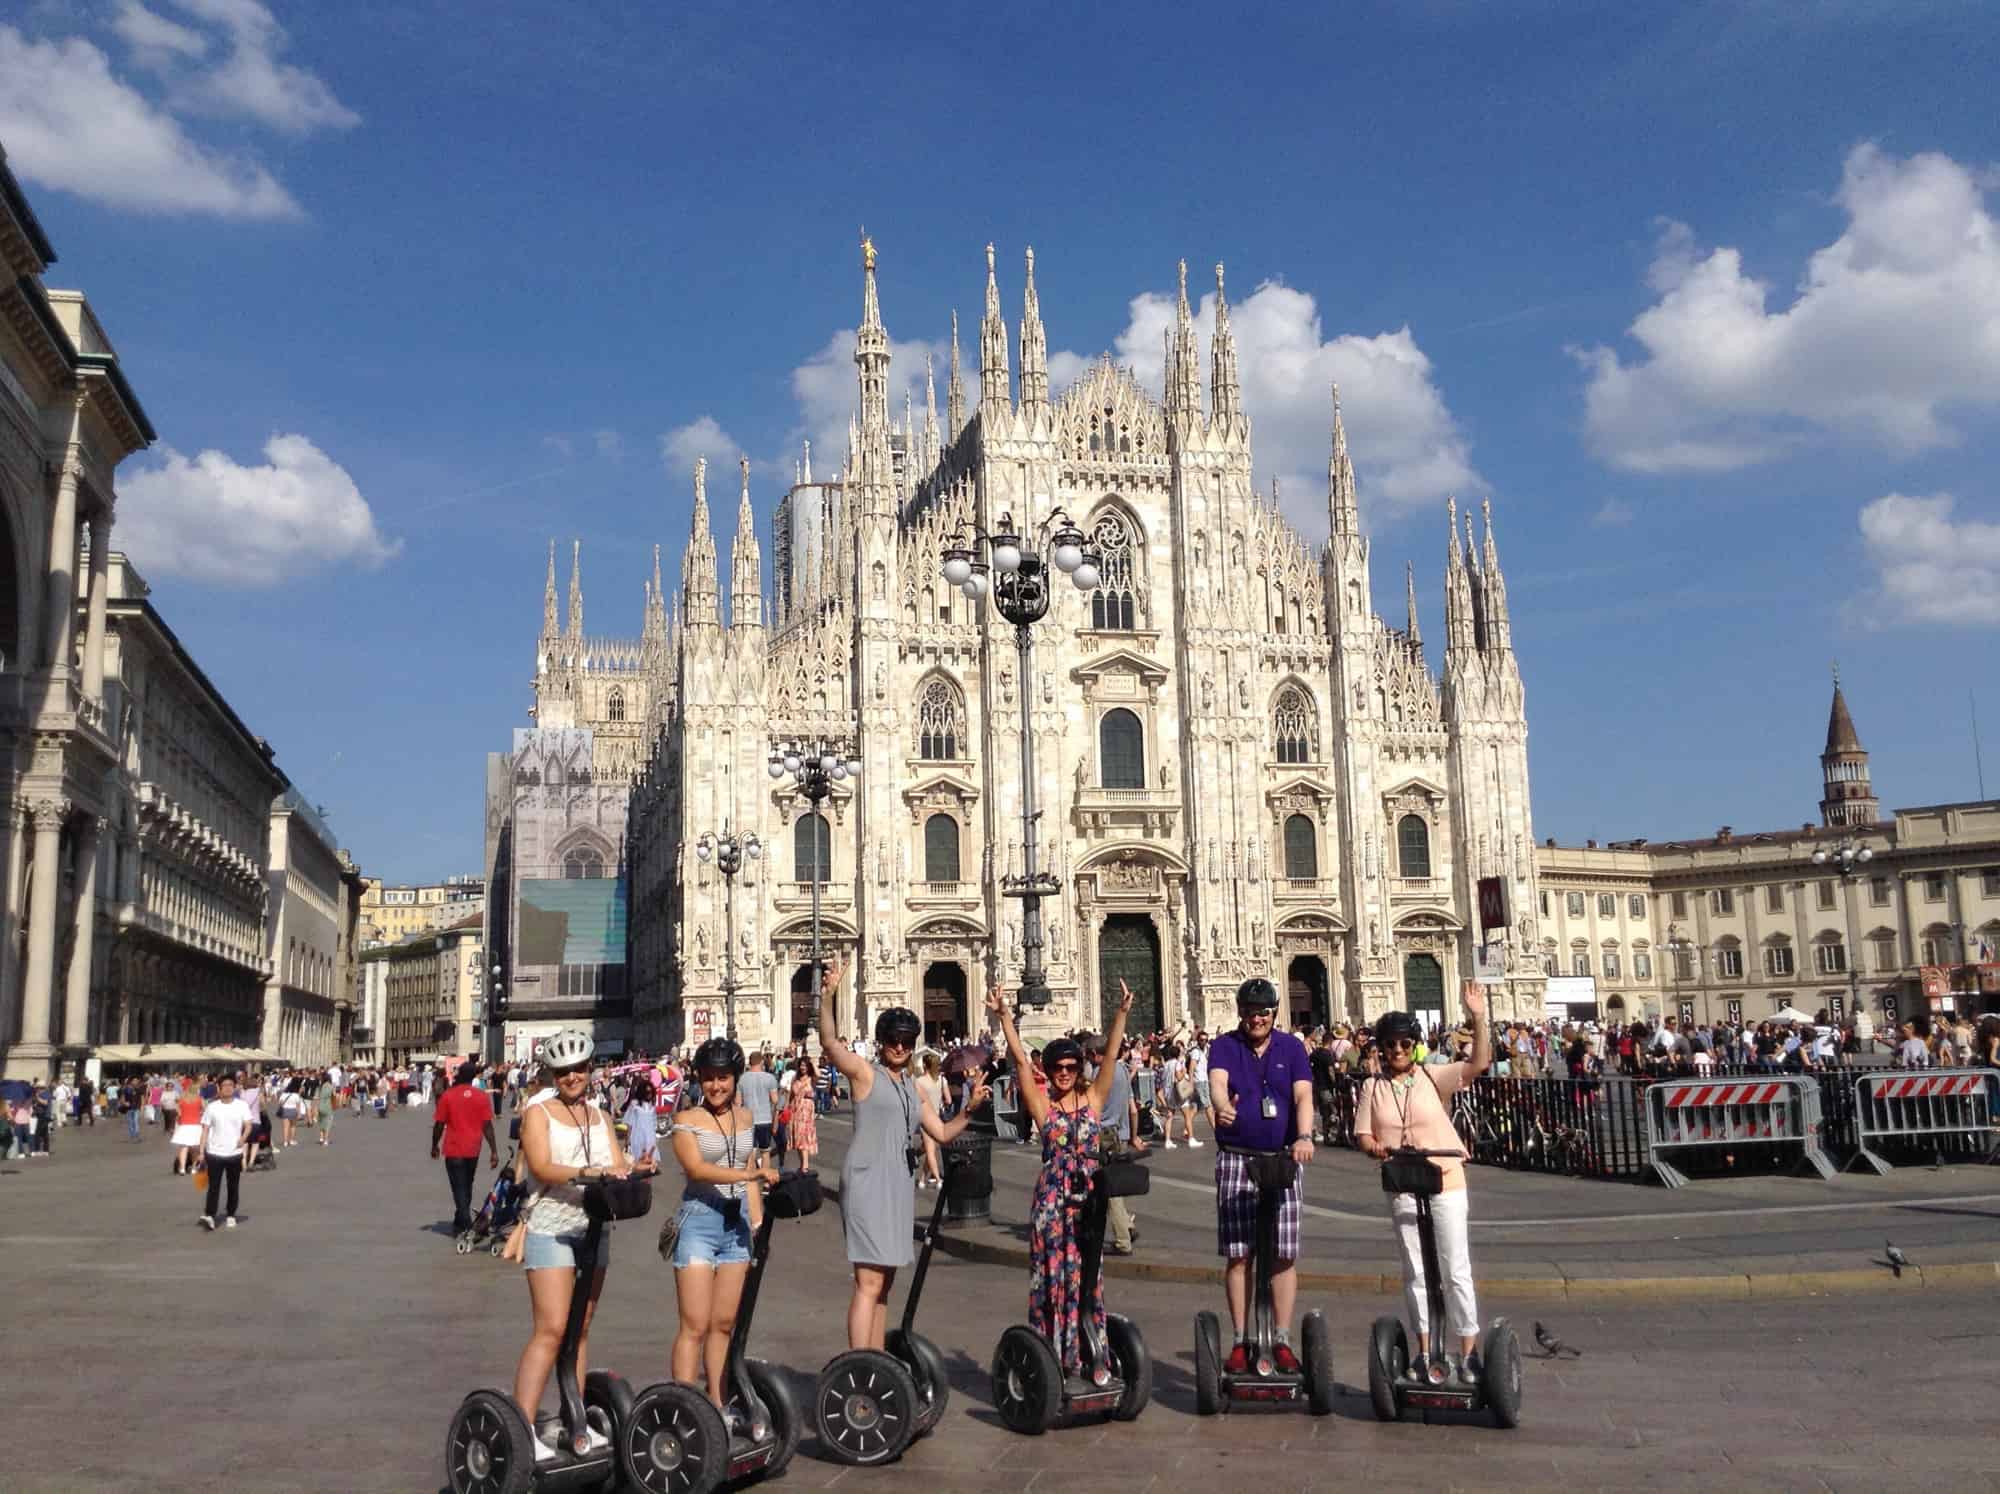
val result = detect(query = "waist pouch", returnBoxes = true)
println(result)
[583,1176,654,1223]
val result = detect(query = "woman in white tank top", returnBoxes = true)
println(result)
[511,1039,648,1440]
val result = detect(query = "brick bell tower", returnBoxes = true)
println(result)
[1820,667,1880,828]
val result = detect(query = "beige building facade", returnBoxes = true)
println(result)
[364,915,484,1066]
[359,875,485,944]
[1533,684,2000,1028]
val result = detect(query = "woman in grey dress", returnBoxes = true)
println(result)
[817,962,989,1350]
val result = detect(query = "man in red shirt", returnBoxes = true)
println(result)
[430,1062,500,1235]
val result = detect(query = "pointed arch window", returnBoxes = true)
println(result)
[607,688,626,722]
[1273,684,1317,764]
[924,814,960,882]
[1397,814,1432,880]
[1089,514,1137,630]
[916,677,964,760]
[795,813,831,884]
[1283,813,1318,880]
[1099,708,1145,789]
[563,844,605,880]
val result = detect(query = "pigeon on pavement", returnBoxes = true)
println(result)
[1884,1241,1909,1278]
[1532,1321,1581,1359]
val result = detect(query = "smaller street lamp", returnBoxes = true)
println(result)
[696,825,762,1040]
[769,739,859,1032]
[1812,837,1873,1027]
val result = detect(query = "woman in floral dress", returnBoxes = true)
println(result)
[985,979,1136,1375]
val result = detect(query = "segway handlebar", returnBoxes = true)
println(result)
[1389,1146,1465,1160]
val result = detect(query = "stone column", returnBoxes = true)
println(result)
[44,398,87,676]
[63,817,103,1047]
[81,510,113,702]
[0,804,21,1037]
[16,801,67,1065]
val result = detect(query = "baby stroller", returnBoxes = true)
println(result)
[459,1147,525,1256]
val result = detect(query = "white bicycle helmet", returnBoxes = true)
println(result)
[538,1028,595,1070]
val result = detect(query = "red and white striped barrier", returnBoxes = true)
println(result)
[1641,1075,1832,1189]
[1848,1069,2000,1175]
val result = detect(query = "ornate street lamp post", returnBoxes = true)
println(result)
[1663,922,1694,1028]
[1812,836,1873,1035]
[768,740,860,1035]
[477,959,505,1065]
[695,825,762,1041]
[942,506,1100,1012]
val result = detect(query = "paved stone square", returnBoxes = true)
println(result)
[2,1105,1993,1492]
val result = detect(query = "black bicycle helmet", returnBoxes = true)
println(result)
[692,1036,745,1077]
[1374,1009,1422,1048]
[1236,977,1281,1013]
[875,1006,921,1047]
[1041,1037,1085,1072]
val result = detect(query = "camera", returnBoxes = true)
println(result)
[905,1146,922,1176]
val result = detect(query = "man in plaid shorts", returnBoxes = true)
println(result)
[1207,976,1315,1374]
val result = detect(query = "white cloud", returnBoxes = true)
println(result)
[0,26,299,218]
[118,434,399,585]
[166,0,358,134]
[659,416,743,479]
[1089,275,1480,524]
[1592,497,1636,527]
[111,2,209,67]
[593,429,623,461]
[1578,144,2000,473]
[1857,492,2000,627]
[541,434,574,459]
[785,272,1476,528]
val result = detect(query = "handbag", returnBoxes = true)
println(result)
[766,1170,824,1219]
[192,1166,208,1191]
[500,1218,529,1263]
[1100,1159,1151,1199]
[582,1175,653,1223]
[1379,1150,1444,1197]
[1244,1152,1297,1193]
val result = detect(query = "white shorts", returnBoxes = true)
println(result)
[171,1123,203,1147]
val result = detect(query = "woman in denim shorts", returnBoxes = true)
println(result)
[513,1029,645,1447]
[669,1037,779,1409]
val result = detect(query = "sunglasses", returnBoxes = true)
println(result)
[880,1037,913,1051]
[1387,1039,1417,1052]
[551,1064,590,1078]
[1048,1061,1082,1074]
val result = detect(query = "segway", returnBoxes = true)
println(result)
[445,1186,655,1493]
[619,1172,821,1493]
[1192,1150,1333,1415]
[1365,1147,1522,1429]
[989,1158,1152,1434]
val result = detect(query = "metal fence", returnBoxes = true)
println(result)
[1319,1063,1999,1183]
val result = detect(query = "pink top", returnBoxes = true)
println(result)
[1355,1063,1471,1192]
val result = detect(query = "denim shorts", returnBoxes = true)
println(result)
[671,1198,753,1269]
[523,1228,609,1271]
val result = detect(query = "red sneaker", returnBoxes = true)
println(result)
[1273,1343,1301,1375]
[1224,1343,1250,1375]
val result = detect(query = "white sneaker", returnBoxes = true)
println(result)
[199,1216,215,1230]
[1164,1140,1178,1149]
[224,1217,238,1228]
[533,1435,560,1464]
[1188,1138,1205,1148]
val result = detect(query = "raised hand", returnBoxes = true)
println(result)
[820,961,845,999]
[965,1075,992,1109]
[984,987,1012,1020]
[1462,981,1487,1020]
[1116,979,1136,1016]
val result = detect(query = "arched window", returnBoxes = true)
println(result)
[607,688,625,722]
[1397,814,1431,879]
[1089,513,1137,630]
[915,676,963,760]
[563,845,605,879]
[1273,684,1317,764]
[1283,813,1318,880]
[1099,708,1145,789]
[794,812,830,884]
[924,814,960,883]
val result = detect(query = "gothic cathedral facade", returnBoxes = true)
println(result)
[554,243,1545,1049]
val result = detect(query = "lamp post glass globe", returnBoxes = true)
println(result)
[846,756,862,778]
[964,572,988,599]
[745,836,762,861]
[783,751,802,773]
[943,551,972,586]
[1072,560,1099,589]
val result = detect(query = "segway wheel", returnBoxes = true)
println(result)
[1367,1316,1407,1423]
[989,1326,1062,1436]
[1104,1313,1152,1422]
[886,1327,949,1437]
[740,1358,802,1483]
[1193,1310,1223,1417]
[586,1368,637,1445]
[489,1241,503,1257]
[455,1232,474,1255]
[445,1388,534,1494]
[1302,1310,1335,1416]
[619,1380,729,1494]
[1480,1318,1524,1430]
[814,1349,919,1466]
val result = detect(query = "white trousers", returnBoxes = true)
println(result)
[1390,1187,1478,1342]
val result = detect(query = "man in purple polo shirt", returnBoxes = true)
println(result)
[1207,976,1315,1374]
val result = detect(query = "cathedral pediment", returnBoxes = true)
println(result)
[901,771,980,819]
[1070,647,1170,692]
[1265,774,1335,809]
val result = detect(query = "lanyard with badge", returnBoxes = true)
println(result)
[1253,1038,1279,1121]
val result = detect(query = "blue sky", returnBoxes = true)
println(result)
[5,0,1998,880]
